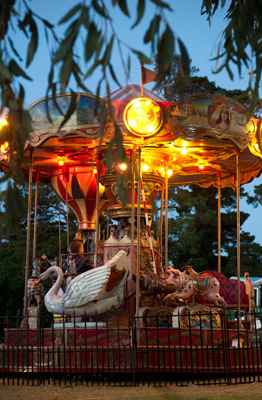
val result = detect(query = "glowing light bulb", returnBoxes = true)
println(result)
[123,97,163,137]
[181,146,187,155]
[0,141,9,160]
[167,169,173,177]
[118,162,128,172]
[57,156,65,166]
[0,108,9,130]
[142,163,150,172]
[246,119,256,134]
[159,166,165,176]
[0,141,9,152]
[0,117,8,130]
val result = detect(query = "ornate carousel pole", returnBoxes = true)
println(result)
[65,185,70,252]
[217,174,222,273]
[136,147,142,319]
[32,172,39,269]
[23,151,33,319]
[159,181,164,269]
[164,165,169,268]
[236,153,241,313]
[94,164,100,266]
[58,217,62,268]
[130,149,136,277]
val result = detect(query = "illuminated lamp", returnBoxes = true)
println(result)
[118,162,128,172]
[57,156,65,166]
[123,97,163,137]
[181,146,188,155]
[142,163,150,172]
[0,141,9,152]
[0,117,8,130]
[0,108,8,130]
[167,168,173,177]
[246,119,256,134]
[159,166,165,176]
[198,161,205,170]
[0,141,9,160]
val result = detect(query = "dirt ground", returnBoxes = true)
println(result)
[1,382,262,400]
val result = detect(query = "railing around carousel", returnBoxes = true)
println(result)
[1,309,262,385]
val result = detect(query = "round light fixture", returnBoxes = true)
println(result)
[142,163,150,172]
[118,162,128,172]
[57,156,65,166]
[123,97,163,137]
[167,168,173,177]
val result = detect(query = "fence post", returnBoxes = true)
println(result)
[130,315,137,383]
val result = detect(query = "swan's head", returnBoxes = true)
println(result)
[40,265,64,282]
[105,250,128,271]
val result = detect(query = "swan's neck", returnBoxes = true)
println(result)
[41,266,65,314]
[41,266,64,295]
[51,267,63,296]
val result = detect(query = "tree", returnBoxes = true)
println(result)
[0,0,261,176]
[245,184,262,208]
[167,185,262,277]
[160,57,262,276]
[0,0,181,175]
[0,181,74,316]
[201,0,262,105]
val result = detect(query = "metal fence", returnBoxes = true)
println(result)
[1,310,262,385]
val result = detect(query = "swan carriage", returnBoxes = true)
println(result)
[1,85,262,371]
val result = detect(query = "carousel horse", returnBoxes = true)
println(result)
[39,250,129,316]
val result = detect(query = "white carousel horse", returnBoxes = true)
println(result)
[40,250,129,316]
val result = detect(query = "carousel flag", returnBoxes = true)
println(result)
[140,65,157,96]
[141,65,157,85]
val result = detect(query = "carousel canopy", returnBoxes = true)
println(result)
[20,84,262,187]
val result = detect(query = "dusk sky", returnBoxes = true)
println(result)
[16,0,262,243]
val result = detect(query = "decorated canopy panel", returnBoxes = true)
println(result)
[23,85,262,188]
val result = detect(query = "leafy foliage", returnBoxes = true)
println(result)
[0,0,261,176]
[0,0,182,176]
[245,184,262,208]
[201,0,262,108]
[168,186,262,276]
[161,64,262,277]
[0,181,74,316]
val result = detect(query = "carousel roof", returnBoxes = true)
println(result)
[15,85,262,187]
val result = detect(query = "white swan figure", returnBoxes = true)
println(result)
[40,250,128,316]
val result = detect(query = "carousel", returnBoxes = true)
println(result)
[1,84,262,370]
